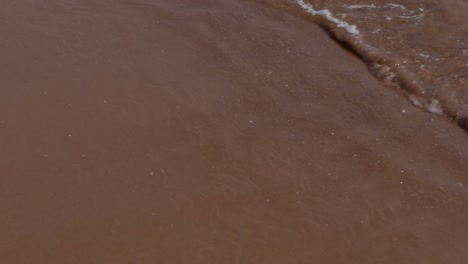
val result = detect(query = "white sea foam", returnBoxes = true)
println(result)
[347,4,377,9]
[397,14,424,20]
[296,0,360,35]
[419,53,431,59]
[387,4,406,10]
[346,3,406,10]
[409,95,424,108]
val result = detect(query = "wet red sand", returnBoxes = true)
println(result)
[1,0,467,263]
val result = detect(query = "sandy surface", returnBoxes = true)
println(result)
[1,0,467,263]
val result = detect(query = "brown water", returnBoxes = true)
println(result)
[269,0,468,127]
[1,0,468,263]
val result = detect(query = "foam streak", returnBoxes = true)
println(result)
[295,0,360,35]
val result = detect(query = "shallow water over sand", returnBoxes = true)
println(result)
[1,0,468,263]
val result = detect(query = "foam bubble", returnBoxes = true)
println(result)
[427,99,443,115]
[408,95,443,115]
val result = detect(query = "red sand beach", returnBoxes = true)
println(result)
[1,0,467,263]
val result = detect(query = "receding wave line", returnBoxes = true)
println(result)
[269,0,468,131]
